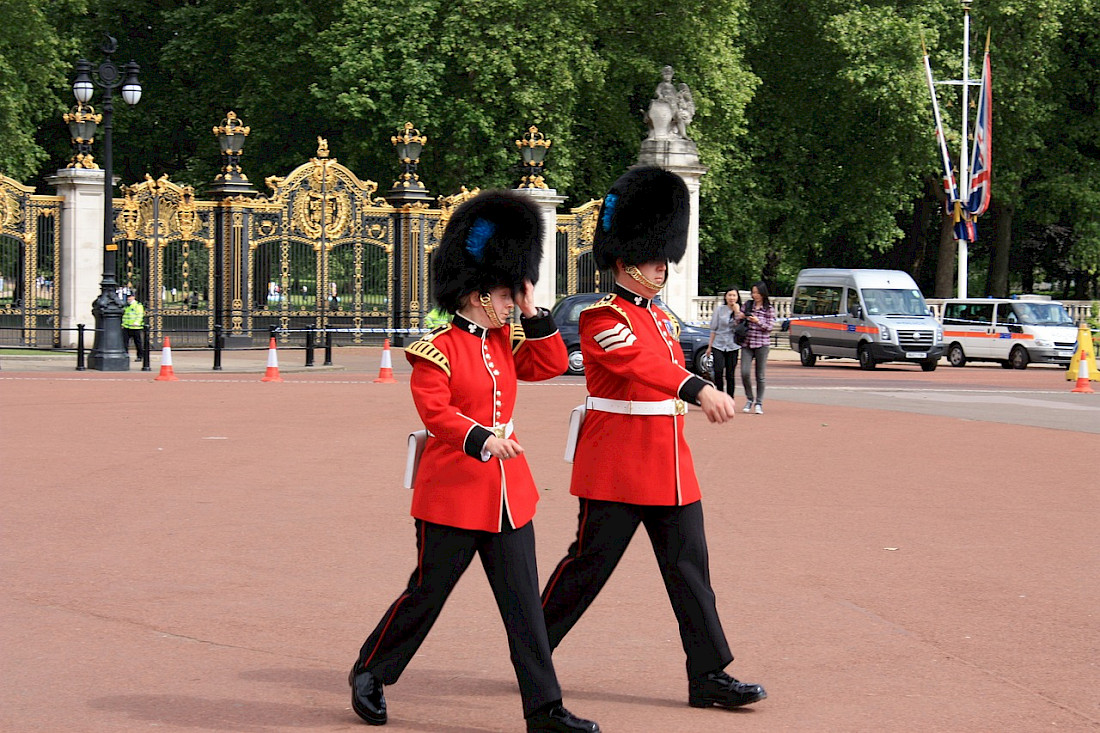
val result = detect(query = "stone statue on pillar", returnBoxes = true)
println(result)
[637,65,706,322]
[644,66,696,142]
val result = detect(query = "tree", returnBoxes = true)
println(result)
[0,0,85,180]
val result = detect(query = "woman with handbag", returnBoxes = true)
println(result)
[734,281,776,414]
[705,287,742,402]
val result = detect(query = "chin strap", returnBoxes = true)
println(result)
[479,292,507,329]
[625,265,663,293]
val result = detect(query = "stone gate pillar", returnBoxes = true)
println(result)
[637,65,707,322]
[47,168,108,347]
[515,187,566,310]
[635,146,706,322]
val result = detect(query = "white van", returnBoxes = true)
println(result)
[787,269,944,370]
[940,297,1079,369]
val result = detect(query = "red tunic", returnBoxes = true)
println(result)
[570,288,709,506]
[404,313,567,532]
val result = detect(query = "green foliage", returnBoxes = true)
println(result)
[4,0,1099,299]
[0,0,86,179]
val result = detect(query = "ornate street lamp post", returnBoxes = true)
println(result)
[212,111,252,190]
[386,123,432,345]
[516,125,551,189]
[388,122,431,202]
[73,34,142,371]
[63,103,102,169]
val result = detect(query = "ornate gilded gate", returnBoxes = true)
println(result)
[0,175,61,346]
[556,198,604,297]
[114,175,217,346]
[242,146,396,344]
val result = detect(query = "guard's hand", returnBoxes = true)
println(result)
[697,385,737,423]
[485,436,525,460]
[514,280,538,318]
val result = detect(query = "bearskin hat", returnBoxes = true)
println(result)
[592,166,689,270]
[432,190,543,314]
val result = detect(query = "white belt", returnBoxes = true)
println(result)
[488,420,515,439]
[585,396,687,416]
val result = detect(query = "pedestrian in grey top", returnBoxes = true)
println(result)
[706,287,742,401]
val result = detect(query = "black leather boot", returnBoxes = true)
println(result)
[348,665,387,725]
[688,670,767,708]
[526,703,600,732]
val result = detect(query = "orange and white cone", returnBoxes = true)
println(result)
[1071,347,1094,393]
[261,336,283,382]
[154,337,179,381]
[373,338,398,383]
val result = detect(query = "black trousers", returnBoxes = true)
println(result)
[711,348,739,397]
[123,328,144,358]
[541,498,733,680]
[356,519,561,717]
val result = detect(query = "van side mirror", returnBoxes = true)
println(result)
[928,306,935,317]
[849,304,863,319]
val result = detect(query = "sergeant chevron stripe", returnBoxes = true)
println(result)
[594,323,636,352]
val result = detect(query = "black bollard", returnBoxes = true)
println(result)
[213,324,223,371]
[76,323,86,371]
[305,328,315,367]
[324,330,333,366]
[141,324,151,371]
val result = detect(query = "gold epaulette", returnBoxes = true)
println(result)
[406,327,451,376]
[584,294,633,330]
[509,323,526,354]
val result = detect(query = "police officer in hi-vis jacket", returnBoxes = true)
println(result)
[348,191,599,733]
[540,167,767,711]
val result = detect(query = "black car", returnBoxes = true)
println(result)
[550,293,713,377]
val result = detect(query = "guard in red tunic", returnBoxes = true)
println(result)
[541,167,767,710]
[349,190,599,733]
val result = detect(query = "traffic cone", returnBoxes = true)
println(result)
[1071,346,1095,394]
[261,336,283,382]
[373,339,398,383]
[154,337,179,381]
[1066,324,1098,387]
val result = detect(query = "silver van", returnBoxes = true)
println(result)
[787,268,945,370]
[941,297,1079,369]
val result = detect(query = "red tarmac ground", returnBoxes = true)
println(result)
[1,347,1098,732]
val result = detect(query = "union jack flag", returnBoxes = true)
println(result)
[967,49,992,218]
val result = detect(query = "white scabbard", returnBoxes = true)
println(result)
[404,429,428,489]
[563,404,587,463]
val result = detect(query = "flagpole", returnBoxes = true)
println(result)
[958,0,973,298]
[921,35,959,204]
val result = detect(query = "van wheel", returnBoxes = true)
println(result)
[948,343,967,367]
[920,358,938,372]
[1010,345,1030,370]
[799,340,817,367]
[858,345,876,370]
[1000,361,1014,369]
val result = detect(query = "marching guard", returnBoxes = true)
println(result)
[540,167,768,710]
[349,190,599,732]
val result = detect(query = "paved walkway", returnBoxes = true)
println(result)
[1,346,1097,732]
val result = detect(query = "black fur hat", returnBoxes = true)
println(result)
[593,166,689,270]
[432,190,543,314]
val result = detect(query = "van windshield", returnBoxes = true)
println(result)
[862,289,928,317]
[1015,302,1075,326]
